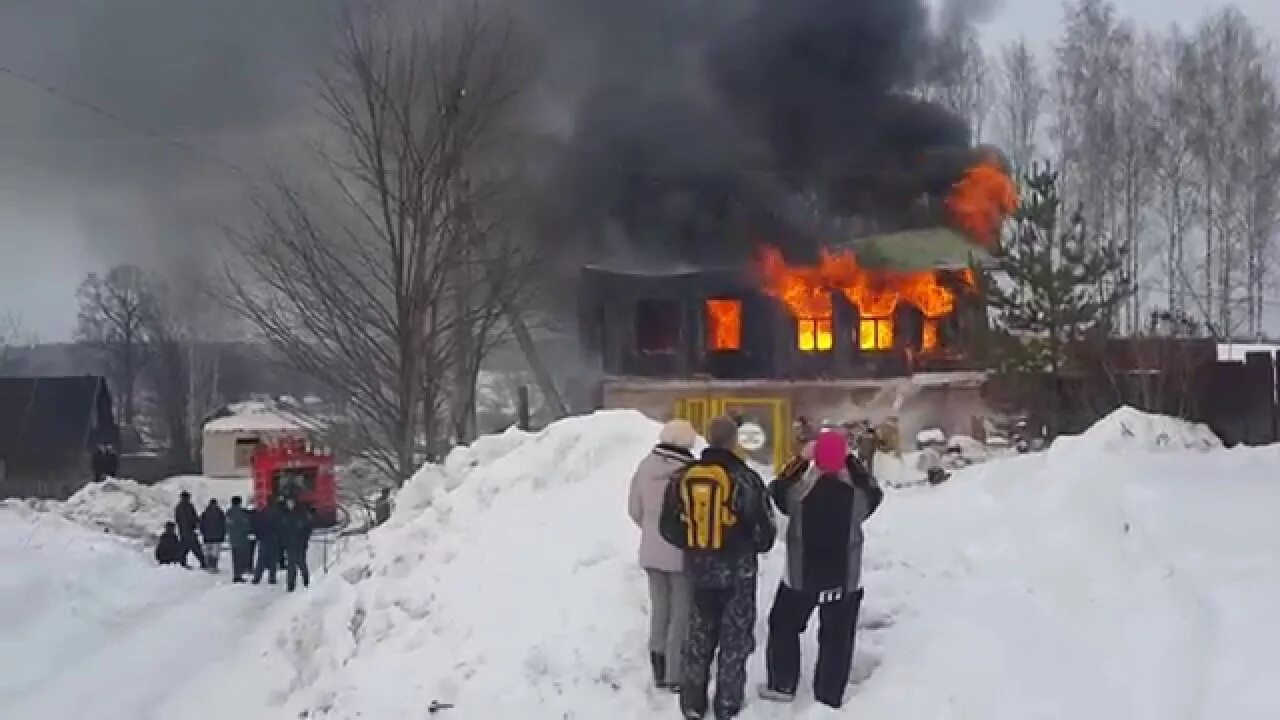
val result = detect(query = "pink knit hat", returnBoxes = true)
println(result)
[813,430,848,474]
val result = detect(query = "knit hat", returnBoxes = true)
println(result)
[706,415,739,450]
[659,419,698,449]
[813,430,848,474]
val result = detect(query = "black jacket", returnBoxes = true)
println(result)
[200,504,227,543]
[251,504,280,542]
[280,507,313,551]
[174,500,199,536]
[155,530,183,565]
[660,446,777,589]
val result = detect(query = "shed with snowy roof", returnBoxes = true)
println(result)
[201,410,308,478]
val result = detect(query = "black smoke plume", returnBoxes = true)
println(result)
[530,0,985,268]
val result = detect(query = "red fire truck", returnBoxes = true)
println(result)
[250,437,338,527]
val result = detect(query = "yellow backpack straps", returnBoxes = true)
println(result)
[680,464,736,551]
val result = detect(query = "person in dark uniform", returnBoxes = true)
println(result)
[174,491,206,569]
[280,498,313,592]
[251,500,281,585]
[226,496,253,582]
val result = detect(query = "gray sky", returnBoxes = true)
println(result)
[0,0,1275,340]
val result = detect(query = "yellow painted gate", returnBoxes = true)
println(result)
[675,396,790,469]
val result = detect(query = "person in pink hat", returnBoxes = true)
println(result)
[758,429,883,709]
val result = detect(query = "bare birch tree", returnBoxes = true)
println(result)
[994,38,1046,178]
[75,265,150,425]
[1054,0,1134,327]
[225,2,537,483]
[1178,9,1278,337]
[138,273,225,471]
[1150,30,1201,319]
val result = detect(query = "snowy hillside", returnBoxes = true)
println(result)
[2,407,1279,719]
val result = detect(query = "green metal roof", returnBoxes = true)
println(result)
[838,228,993,272]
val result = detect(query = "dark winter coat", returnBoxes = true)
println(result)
[279,507,313,552]
[103,450,119,477]
[770,454,883,594]
[92,448,114,479]
[155,529,183,565]
[226,506,252,547]
[199,504,227,543]
[660,446,776,589]
[251,503,280,543]
[174,500,200,537]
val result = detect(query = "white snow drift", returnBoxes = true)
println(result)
[2,406,1279,720]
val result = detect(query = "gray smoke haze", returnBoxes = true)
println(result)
[526,0,988,267]
[0,0,343,337]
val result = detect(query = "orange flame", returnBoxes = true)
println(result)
[706,298,743,351]
[757,246,974,353]
[945,162,1018,248]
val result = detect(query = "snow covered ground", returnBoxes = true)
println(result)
[0,503,280,720]
[2,406,1279,719]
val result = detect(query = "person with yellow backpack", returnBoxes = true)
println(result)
[660,415,777,720]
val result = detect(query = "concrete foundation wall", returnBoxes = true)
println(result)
[601,373,996,462]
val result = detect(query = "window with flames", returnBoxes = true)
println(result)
[705,298,742,351]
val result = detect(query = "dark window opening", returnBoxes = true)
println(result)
[234,437,262,468]
[272,468,317,501]
[636,299,682,355]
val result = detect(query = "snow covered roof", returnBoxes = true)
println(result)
[202,411,307,435]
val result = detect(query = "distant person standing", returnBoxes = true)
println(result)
[281,498,313,592]
[103,443,119,478]
[91,443,117,482]
[199,498,227,572]
[251,500,281,585]
[226,496,253,583]
[174,491,206,569]
[374,487,392,527]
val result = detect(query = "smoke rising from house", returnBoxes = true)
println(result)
[528,0,990,268]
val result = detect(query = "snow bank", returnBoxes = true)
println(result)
[1052,406,1221,457]
[34,475,253,542]
[203,410,668,719]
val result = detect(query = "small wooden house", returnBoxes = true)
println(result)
[0,376,119,499]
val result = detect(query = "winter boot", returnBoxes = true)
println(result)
[649,652,667,688]
[757,684,795,703]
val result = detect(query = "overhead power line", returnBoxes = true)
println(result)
[0,63,252,179]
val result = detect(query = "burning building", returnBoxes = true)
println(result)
[579,159,1018,469]
[554,0,1023,467]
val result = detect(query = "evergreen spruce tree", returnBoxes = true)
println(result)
[987,162,1130,428]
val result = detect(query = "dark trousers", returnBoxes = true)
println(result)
[286,543,310,591]
[179,533,206,569]
[681,576,756,720]
[231,542,253,581]
[764,582,863,708]
[253,540,278,584]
